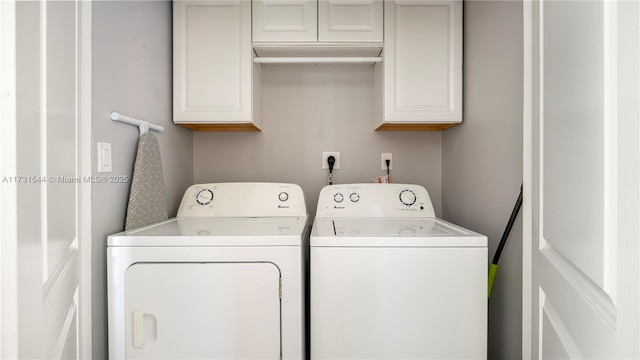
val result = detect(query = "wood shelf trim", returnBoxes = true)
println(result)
[177,123,261,132]
[375,123,460,131]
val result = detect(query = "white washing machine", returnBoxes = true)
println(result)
[311,183,487,359]
[107,183,309,360]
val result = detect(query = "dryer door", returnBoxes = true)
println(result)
[124,262,281,359]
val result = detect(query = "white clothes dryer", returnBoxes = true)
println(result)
[310,183,487,360]
[108,183,309,360]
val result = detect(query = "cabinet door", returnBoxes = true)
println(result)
[318,0,383,42]
[379,0,462,128]
[173,1,259,129]
[253,0,317,42]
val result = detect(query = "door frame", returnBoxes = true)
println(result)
[78,1,93,358]
[0,1,93,357]
[1,0,19,357]
[522,0,533,358]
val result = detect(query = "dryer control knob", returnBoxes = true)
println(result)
[349,193,360,202]
[278,192,289,202]
[334,193,344,203]
[196,189,214,205]
[399,189,417,206]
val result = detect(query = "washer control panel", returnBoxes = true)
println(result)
[316,183,435,218]
[177,183,307,218]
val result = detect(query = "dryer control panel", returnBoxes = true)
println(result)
[177,182,307,218]
[315,183,435,218]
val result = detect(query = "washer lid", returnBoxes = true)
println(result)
[108,216,308,247]
[310,218,486,247]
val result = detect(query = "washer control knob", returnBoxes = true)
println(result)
[196,189,214,205]
[333,193,344,203]
[399,189,417,206]
[278,192,289,202]
[349,193,360,203]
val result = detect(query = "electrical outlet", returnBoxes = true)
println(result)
[381,153,393,170]
[322,152,341,169]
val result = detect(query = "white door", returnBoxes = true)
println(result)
[124,262,281,359]
[0,1,92,358]
[524,0,640,358]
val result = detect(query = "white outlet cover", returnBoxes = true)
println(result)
[322,152,341,170]
[381,153,393,170]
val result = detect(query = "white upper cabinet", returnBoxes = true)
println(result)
[173,1,262,131]
[375,0,462,130]
[252,0,383,44]
[173,0,461,131]
[252,0,318,43]
[318,0,383,42]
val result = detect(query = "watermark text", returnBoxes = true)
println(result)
[2,175,130,184]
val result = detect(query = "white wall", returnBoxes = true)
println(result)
[91,2,193,358]
[193,64,442,219]
[441,1,523,359]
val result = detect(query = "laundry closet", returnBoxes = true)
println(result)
[89,1,524,359]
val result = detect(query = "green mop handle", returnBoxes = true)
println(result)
[488,263,499,297]
[488,185,523,298]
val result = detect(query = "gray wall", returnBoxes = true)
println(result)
[89,2,522,358]
[91,2,193,358]
[193,64,442,219]
[441,1,523,359]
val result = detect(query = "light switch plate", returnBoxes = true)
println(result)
[97,142,112,173]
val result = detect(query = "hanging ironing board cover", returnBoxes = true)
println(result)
[125,133,168,230]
